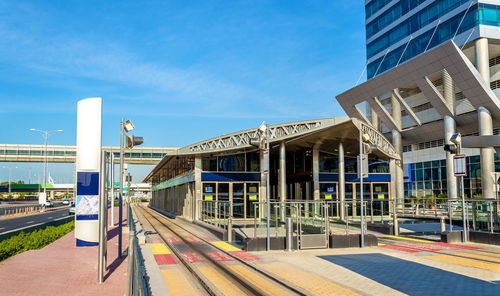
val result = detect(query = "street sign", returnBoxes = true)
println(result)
[453,154,467,177]
[263,149,269,175]
[357,154,368,179]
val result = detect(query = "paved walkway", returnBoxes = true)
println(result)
[255,236,500,296]
[0,206,129,296]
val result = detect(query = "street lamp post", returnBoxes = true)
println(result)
[29,129,63,203]
[250,122,270,251]
[118,118,143,258]
[2,166,18,202]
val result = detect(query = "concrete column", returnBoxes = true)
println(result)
[279,142,287,201]
[444,116,458,201]
[442,69,456,112]
[442,69,458,201]
[313,144,320,201]
[391,95,401,129]
[194,156,202,220]
[392,130,404,207]
[371,108,379,131]
[475,37,490,84]
[391,93,403,207]
[339,142,345,220]
[479,107,495,199]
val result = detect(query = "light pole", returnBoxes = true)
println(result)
[119,119,143,258]
[250,122,270,251]
[29,128,63,202]
[2,166,18,201]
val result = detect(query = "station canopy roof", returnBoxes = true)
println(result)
[144,117,399,182]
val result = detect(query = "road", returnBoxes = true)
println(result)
[0,202,64,217]
[0,207,71,235]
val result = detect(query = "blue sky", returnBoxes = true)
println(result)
[0,1,366,183]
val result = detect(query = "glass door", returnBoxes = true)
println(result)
[232,183,244,218]
[246,183,259,218]
[218,183,230,219]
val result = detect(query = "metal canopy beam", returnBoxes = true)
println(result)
[392,89,422,126]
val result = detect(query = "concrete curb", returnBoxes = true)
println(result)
[131,206,171,296]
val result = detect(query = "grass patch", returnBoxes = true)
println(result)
[0,220,74,262]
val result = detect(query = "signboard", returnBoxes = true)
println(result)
[453,154,467,177]
[204,195,213,201]
[263,149,269,175]
[378,194,385,199]
[325,194,333,200]
[38,192,46,205]
[357,154,369,179]
[75,97,102,247]
[249,194,258,200]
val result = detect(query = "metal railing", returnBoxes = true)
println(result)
[126,210,150,296]
[398,198,500,234]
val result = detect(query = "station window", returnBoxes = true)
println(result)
[319,152,338,173]
[218,154,245,171]
[368,159,389,173]
[246,151,260,172]
[345,157,357,174]
[202,156,217,171]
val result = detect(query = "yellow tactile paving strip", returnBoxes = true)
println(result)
[260,262,361,296]
[148,243,171,254]
[455,252,500,263]
[211,241,242,252]
[161,269,199,296]
[227,265,292,296]
[197,266,247,296]
[423,254,500,272]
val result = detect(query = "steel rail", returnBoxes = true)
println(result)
[146,205,309,296]
[137,206,272,296]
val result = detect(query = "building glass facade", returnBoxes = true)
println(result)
[365,1,500,79]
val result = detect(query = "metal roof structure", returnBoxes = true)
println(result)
[144,117,400,182]
[336,41,500,144]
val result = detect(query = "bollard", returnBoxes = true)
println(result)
[440,217,446,233]
[227,217,233,242]
[286,217,293,252]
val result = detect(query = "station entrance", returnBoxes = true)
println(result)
[202,182,260,220]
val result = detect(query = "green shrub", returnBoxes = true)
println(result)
[0,220,74,262]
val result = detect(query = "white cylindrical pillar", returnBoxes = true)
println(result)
[478,107,495,199]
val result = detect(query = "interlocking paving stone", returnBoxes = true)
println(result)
[319,253,500,296]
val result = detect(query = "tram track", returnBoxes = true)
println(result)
[136,204,306,296]
[379,236,500,265]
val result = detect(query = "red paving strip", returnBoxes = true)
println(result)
[231,251,261,261]
[185,236,201,242]
[149,237,163,243]
[180,252,204,263]
[206,251,234,261]
[379,244,421,253]
[165,236,180,243]
[202,236,215,242]
[396,243,442,252]
[154,254,178,265]
[435,242,482,249]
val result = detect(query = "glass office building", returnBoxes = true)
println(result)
[356,0,500,200]
[366,1,500,79]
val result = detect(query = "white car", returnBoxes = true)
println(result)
[62,200,70,205]
[44,200,52,207]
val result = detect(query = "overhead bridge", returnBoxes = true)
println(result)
[0,144,178,165]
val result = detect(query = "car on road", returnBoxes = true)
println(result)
[44,200,53,207]
[69,203,75,215]
[62,199,70,205]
